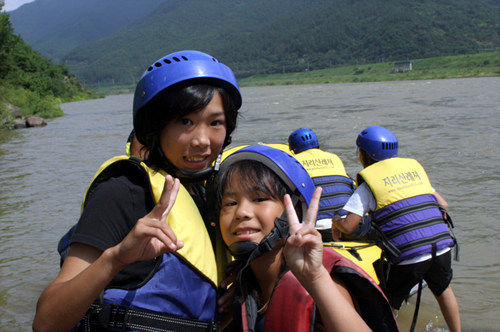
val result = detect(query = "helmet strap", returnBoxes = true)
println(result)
[230,216,289,266]
[231,192,302,331]
[229,192,301,265]
[228,241,259,261]
[231,214,291,331]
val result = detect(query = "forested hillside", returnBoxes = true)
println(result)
[0,7,94,127]
[9,0,167,61]
[7,0,500,88]
[61,0,499,87]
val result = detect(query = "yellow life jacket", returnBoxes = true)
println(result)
[357,157,455,264]
[292,148,349,178]
[292,148,354,224]
[83,155,218,285]
[357,157,434,210]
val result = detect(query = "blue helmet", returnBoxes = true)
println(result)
[133,50,242,142]
[356,126,398,161]
[217,144,316,261]
[220,144,315,210]
[288,128,319,154]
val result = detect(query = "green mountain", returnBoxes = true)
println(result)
[9,0,167,61]
[10,0,500,87]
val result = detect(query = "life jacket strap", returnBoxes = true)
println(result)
[439,206,460,262]
[82,303,219,332]
[371,223,401,258]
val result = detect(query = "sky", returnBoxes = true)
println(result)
[2,0,35,12]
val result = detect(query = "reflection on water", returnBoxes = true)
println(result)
[0,78,498,331]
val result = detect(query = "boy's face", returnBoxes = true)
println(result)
[219,174,285,247]
[160,91,227,172]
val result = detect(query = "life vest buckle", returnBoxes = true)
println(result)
[97,303,128,331]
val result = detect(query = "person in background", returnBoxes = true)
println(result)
[332,125,461,332]
[288,128,355,241]
[33,50,242,332]
[215,145,398,332]
[125,128,149,159]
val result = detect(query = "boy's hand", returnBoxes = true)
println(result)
[114,175,183,266]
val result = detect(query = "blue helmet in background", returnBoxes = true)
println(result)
[356,126,398,161]
[133,50,242,143]
[288,128,319,154]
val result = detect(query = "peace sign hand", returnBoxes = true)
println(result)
[114,175,184,266]
[283,187,324,284]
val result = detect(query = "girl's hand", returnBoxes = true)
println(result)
[114,175,184,266]
[285,189,373,332]
[283,187,324,283]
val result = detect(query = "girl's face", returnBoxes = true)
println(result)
[160,91,227,172]
[219,173,285,247]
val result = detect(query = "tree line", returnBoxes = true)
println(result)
[60,0,499,87]
[0,6,95,127]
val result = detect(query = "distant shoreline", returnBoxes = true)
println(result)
[237,51,499,87]
[94,51,499,96]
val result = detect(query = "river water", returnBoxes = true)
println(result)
[0,77,498,331]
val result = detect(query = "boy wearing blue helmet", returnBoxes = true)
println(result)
[332,126,461,332]
[288,128,355,241]
[215,145,398,332]
[34,51,242,331]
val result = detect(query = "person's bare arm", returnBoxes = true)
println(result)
[33,244,127,332]
[33,176,183,332]
[434,190,449,211]
[331,213,363,240]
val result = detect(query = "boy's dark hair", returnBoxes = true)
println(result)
[359,148,376,167]
[139,84,238,168]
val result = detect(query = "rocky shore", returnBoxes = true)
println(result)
[3,104,48,129]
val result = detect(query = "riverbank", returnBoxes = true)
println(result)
[3,52,497,127]
[94,51,499,95]
[238,51,500,87]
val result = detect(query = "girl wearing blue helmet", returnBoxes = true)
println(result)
[34,51,242,332]
[215,145,397,332]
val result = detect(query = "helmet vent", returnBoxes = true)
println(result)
[301,134,312,141]
[150,56,191,69]
[382,142,398,150]
[147,54,215,72]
